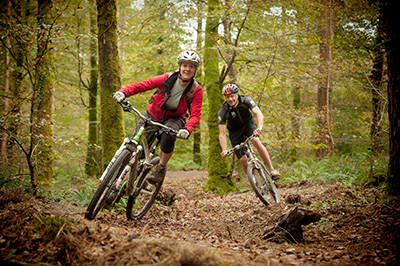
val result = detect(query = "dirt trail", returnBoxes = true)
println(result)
[0,170,399,265]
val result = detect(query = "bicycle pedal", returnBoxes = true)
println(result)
[142,183,153,193]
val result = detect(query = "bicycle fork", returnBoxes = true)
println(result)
[109,145,141,196]
[100,137,132,182]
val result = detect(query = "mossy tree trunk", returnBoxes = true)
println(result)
[290,84,301,160]
[35,0,54,185]
[193,0,204,166]
[97,0,125,170]
[316,0,334,158]
[85,0,99,177]
[204,0,235,194]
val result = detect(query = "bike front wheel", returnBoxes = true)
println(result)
[85,149,132,220]
[247,160,280,206]
[126,156,161,219]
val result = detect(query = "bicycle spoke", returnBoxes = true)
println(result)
[85,149,132,220]
[247,161,280,206]
[126,156,161,219]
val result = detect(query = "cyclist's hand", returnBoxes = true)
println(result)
[221,150,228,157]
[113,91,125,102]
[253,128,262,137]
[177,129,190,139]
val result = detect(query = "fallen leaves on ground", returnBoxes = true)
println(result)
[0,170,399,265]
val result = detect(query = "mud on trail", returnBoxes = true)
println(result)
[1,170,399,265]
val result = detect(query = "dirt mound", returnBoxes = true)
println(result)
[1,170,399,265]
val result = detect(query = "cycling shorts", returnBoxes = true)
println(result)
[132,111,185,154]
[228,119,257,159]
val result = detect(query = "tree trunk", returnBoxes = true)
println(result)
[204,0,235,194]
[223,16,237,82]
[222,0,240,180]
[97,0,125,170]
[291,85,301,138]
[369,12,385,180]
[1,0,11,164]
[383,0,400,195]
[193,0,203,166]
[35,0,54,184]
[316,0,334,158]
[290,84,301,160]
[85,0,99,177]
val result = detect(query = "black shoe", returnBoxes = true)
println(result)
[147,164,167,184]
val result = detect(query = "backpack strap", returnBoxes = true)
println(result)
[185,80,198,114]
[149,72,198,114]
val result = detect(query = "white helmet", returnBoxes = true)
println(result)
[177,51,201,67]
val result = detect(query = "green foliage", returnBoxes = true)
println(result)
[168,135,206,170]
[279,152,388,186]
[0,168,32,192]
[45,174,97,207]
[168,156,203,171]
[0,0,390,194]
[204,175,238,195]
[31,216,71,242]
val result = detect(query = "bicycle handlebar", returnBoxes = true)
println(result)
[118,100,183,138]
[226,134,256,156]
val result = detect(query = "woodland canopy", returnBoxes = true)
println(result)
[0,0,399,195]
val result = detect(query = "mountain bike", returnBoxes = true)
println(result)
[85,100,182,220]
[226,135,280,206]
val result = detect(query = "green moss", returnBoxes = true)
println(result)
[202,0,235,193]
[205,174,237,195]
[98,0,125,170]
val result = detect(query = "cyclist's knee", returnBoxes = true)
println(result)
[160,134,175,153]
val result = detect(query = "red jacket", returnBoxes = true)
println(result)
[120,71,203,133]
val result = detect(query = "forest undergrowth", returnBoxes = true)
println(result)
[1,164,399,266]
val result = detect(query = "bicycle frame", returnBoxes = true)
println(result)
[243,137,257,164]
[226,134,280,205]
[114,101,177,197]
[226,134,256,159]
[85,100,181,220]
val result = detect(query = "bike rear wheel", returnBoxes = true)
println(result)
[126,157,161,219]
[85,149,132,220]
[247,160,280,206]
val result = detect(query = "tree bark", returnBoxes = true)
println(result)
[223,16,237,82]
[316,0,334,158]
[204,0,235,194]
[290,84,301,160]
[85,0,99,177]
[97,0,125,170]
[369,10,385,180]
[382,0,400,195]
[193,0,204,166]
[1,0,11,164]
[35,0,54,184]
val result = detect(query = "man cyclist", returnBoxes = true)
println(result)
[218,84,280,179]
[113,50,203,184]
